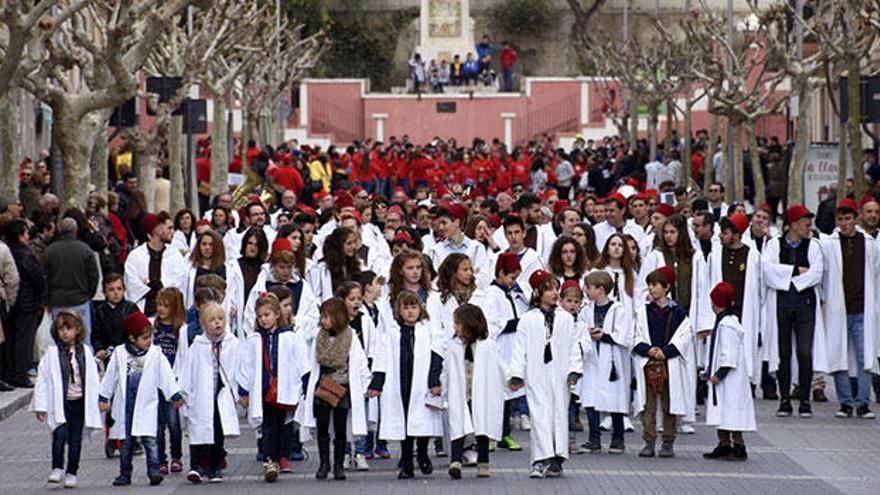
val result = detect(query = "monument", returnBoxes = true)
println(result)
[416,0,475,64]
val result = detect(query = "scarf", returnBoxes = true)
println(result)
[124,342,148,357]
[316,326,352,369]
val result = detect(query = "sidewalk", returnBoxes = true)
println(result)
[0,388,32,422]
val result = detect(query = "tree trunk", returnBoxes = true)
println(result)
[705,109,719,196]
[648,104,659,161]
[746,122,766,205]
[682,99,693,188]
[788,82,811,206]
[664,98,674,156]
[0,92,17,198]
[54,113,94,213]
[731,118,744,201]
[169,116,185,214]
[90,124,109,195]
[135,137,157,212]
[846,56,865,201]
[629,93,639,151]
[211,94,229,198]
[258,106,272,147]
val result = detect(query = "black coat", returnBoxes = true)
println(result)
[9,242,45,312]
[91,299,139,353]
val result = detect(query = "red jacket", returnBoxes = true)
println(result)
[501,47,518,70]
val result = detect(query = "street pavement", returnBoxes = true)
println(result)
[0,395,878,495]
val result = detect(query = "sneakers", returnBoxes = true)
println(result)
[477,463,491,478]
[623,415,635,432]
[582,441,601,454]
[528,461,546,478]
[397,467,415,479]
[343,453,352,470]
[544,460,562,478]
[448,461,462,480]
[374,446,392,459]
[207,472,223,483]
[798,401,813,418]
[278,457,293,473]
[857,405,876,419]
[568,441,586,455]
[638,443,655,458]
[354,453,370,471]
[462,449,478,466]
[599,416,611,432]
[418,457,434,475]
[104,439,118,459]
[364,451,374,460]
[497,435,522,451]
[520,415,532,431]
[658,442,675,458]
[776,400,793,417]
[264,461,279,482]
[290,449,306,461]
[678,423,696,434]
[112,475,131,486]
[608,439,625,454]
[63,474,77,488]
[434,439,447,457]
[149,474,163,486]
[170,459,183,473]
[728,444,748,461]
[49,468,65,483]
[836,405,854,418]
[187,469,203,484]
[703,444,732,460]
[159,463,169,475]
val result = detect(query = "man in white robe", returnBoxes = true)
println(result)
[593,193,644,253]
[123,213,187,316]
[478,215,544,300]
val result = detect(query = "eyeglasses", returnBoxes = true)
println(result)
[709,188,721,193]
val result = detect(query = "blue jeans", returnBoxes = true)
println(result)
[52,303,92,346]
[503,69,513,92]
[587,408,623,445]
[568,395,580,431]
[354,398,388,454]
[833,314,871,407]
[52,399,85,475]
[157,394,182,463]
[511,396,530,416]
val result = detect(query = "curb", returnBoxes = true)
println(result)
[0,390,32,422]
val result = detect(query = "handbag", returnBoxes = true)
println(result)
[263,337,297,412]
[315,375,348,408]
[644,310,673,391]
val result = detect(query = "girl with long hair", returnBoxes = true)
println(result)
[184,230,227,308]
[388,249,431,307]
[309,226,361,302]
[638,214,695,312]
[427,253,475,343]
[171,209,196,257]
[547,236,587,284]
[594,233,638,317]
[571,223,601,270]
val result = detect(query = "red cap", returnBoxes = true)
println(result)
[335,191,354,209]
[541,189,558,201]
[195,219,211,228]
[645,189,659,198]
[553,200,570,217]
[387,205,406,218]
[560,279,582,294]
[656,266,676,287]
[710,282,735,308]
[392,186,407,197]
[786,205,814,224]
[124,311,152,337]
[626,177,640,188]
[630,193,647,203]
[141,213,160,234]
[297,205,317,218]
[340,210,363,225]
[655,203,675,218]
[860,195,879,207]
[496,252,522,275]
[351,186,364,196]
[607,192,626,207]
[439,202,468,224]
[529,269,553,290]
[756,203,772,213]
[314,190,329,201]
[837,198,858,213]
[728,213,749,234]
[271,238,293,254]
[487,213,502,229]
[392,231,413,245]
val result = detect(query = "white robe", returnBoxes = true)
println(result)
[705,315,757,431]
[470,284,529,400]
[426,292,462,343]
[225,225,276,262]
[306,261,335,303]
[32,344,102,432]
[593,219,645,253]
[299,330,373,437]
[170,230,197,258]
[508,307,584,462]
[99,345,182,439]
[761,236,829,374]
[631,304,694,418]
[243,266,319,339]
[478,247,544,300]
[378,320,444,440]
[577,301,633,414]
[820,231,880,374]
[236,329,309,429]
[179,332,242,444]
[123,243,188,312]
[224,259,261,337]
[443,337,506,441]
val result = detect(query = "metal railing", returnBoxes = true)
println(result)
[310,95,364,143]
[515,94,579,142]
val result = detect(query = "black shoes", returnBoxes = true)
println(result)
[728,444,748,461]
[798,401,813,418]
[703,444,732,459]
[776,400,793,417]
[418,457,433,475]
[0,380,13,392]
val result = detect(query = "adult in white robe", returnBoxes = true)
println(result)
[99,345,182,439]
[508,307,584,463]
[32,343,103,432]
[123,243,187,313]
[178,331,241,444]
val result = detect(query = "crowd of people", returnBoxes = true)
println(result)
[1,130,880,488]
[408,35,518,93]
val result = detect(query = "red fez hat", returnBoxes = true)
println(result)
[313,190,329,201]
[860,195,879,207]
[655,203,675,217]
[124,311,152,337]
[392,231,414,246]
[560,279,582,294]
[487,213,502,229]
[439,202,467,224]
[271,238,293,254]
[607,192,626,207]
[141,213,160,234]
[529,269,553,290]
[645,189,659,198]
[335,192,354,210]
[553,200,571,217]
[195,219,211,228]
[756,203,772,213]
[837,198,858,213]
[496,252,522,275]
[657,266,676,287]
[728,213,749,234]
[786,204,813,224]
[387,205,406,218]
[710,282,735,308]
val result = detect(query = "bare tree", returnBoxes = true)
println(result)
[19,0,196,212]
[0,0,90,197]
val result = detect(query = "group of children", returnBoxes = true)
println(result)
[31,251,755,487]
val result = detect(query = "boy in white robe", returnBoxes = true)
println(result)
[702,283,756,461]
[509,270,583,479]
[99,312,184,487]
